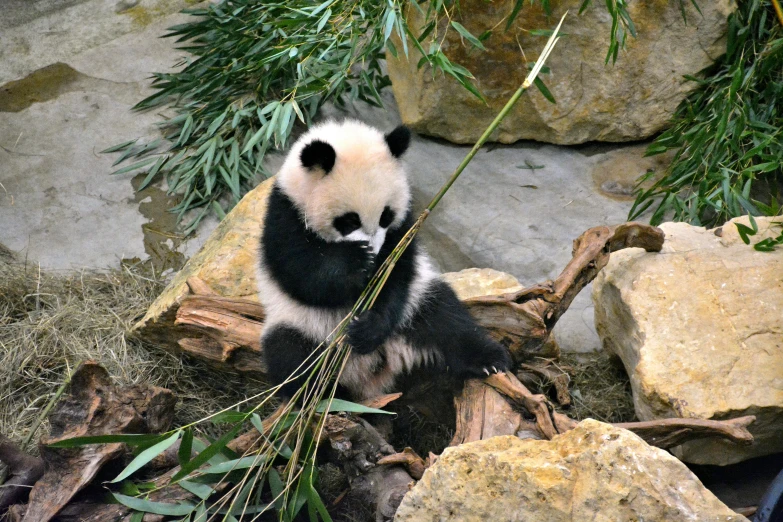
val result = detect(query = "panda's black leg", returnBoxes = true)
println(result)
[262,325,322,401]
[401,280,512,379]
[446,325,513,379]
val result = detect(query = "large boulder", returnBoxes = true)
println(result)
[593,217,783,465]
[134,176,275,334]
[395,420,746,521]
[387,0,734,145]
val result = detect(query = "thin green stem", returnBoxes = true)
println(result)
[425,12,566,213]
[23,364,74,450]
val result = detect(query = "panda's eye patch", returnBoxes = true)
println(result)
[333,212,362,236]
[379,206,395,228]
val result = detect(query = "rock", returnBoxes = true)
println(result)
[395,420,746,521]
[442,267,524,299]
[593,217,783,465]
[589,144,675,201]
[387,0,734,145]
[132,177,275,337]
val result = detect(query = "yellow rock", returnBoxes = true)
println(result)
[396,420,746,521]
[593,217,783,465]
[388,0,734,145]
[132,177,274,335]
[442,267,524,300]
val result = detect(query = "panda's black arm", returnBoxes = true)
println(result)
[262,187,372,307]
[345,214,417,354]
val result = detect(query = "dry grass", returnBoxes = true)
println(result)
[557,351,637,424]
[0,255,266,449]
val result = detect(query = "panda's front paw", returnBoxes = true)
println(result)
[349,240,377,276]
[346,310,387,355]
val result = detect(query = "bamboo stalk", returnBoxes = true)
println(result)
[201,15,570,518]
[772,0,783,28]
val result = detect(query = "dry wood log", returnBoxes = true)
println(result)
[734,506,758,518]
[454,372,755,449]
[377,448,427,480]
[615,416,756,448]
[483,372,559,439]
[0,436,44,511]
[461,222,665,362]
[174,288,266,374]
[517,360,571,406]
[322,415,414,522]
[17,361,175,522]
[451,379,542,446]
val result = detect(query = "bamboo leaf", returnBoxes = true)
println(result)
[179,479,215,500]
[179,428,193,467]
[533,77,556,104]
[268,468,285,511]
[315,398,392,415]
[111,157,159,176]
[137,156,167,191]
[171,423,244,482]
[200,455,267,475]
[112,493,195,516]
[506,0,524,31]
[48,433,169,448]
[100,139,138,154]
[111,431,181,483]
[316,8,331,33]
[450,21,486,51]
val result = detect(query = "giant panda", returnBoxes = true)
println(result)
[257,119,511,400]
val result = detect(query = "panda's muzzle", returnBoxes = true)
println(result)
[344,228,387,255]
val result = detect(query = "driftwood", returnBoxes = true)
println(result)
[7,361,175,522]
[148,223,664,377]
[453,372,755,450]
[615,416,756,448]
[517,360,571,406]
[161,223,666,372]
[174,278,266,373]
[461,222,665,362]
[322,415,414,522]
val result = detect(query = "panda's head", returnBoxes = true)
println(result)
[276,120,411,254]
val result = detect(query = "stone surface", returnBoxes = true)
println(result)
[442,267,524,299]
[593,216,783,465]
[388,0,734,145]
[589,144,674,201]
[0,0,194,84]
[395,420,746,522]
[0,3,218,270]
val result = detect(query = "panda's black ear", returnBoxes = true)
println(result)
[300,140,336,174]
[385,125,410,158]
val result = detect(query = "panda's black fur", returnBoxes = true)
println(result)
[258,120,511,400]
